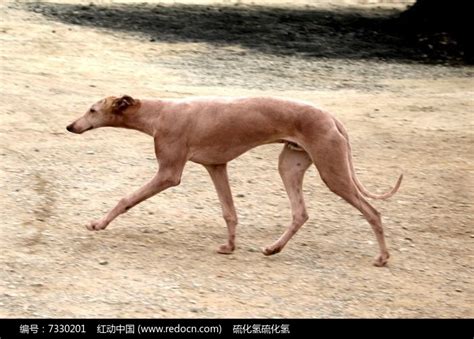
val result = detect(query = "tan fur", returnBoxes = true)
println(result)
[67,95,402,266]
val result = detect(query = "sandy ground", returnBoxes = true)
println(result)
[0,1,473,318]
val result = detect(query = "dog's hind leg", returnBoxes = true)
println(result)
[308,129,390,266]
[205,164,238,254]
[262,145,312,256]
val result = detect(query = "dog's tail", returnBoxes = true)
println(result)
[333,117,403,200]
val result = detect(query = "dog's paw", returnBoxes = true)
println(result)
[86,219,108,231]
[261,245,281,256]
[217,243,235,254]
[373,252,390,267]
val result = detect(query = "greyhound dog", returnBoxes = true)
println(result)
[66,95,402,266]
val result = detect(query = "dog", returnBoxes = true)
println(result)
[66,95,402,266]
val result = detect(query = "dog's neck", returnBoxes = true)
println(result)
[121,99,162,137]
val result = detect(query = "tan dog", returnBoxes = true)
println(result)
[66,95,402,266]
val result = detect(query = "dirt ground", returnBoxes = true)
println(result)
[1,0,472,318]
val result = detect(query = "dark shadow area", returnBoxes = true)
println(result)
[397,0,472,64]
[23,2,468,64]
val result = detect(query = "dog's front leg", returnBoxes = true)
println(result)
[87,154,186,231]
[205,164,238,254]
[87,168,181,231]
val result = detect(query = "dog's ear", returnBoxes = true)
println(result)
[112,95,136,114]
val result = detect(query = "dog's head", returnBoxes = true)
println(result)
[66,95,138,134]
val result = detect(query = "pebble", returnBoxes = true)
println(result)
[99,260,108,265]
[86,150,95,155]
[237,194,245,198]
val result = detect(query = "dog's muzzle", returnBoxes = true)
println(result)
[66,123,93,134]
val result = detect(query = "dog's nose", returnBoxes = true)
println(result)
[66,124,74,132]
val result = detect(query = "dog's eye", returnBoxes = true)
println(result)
[90,108,96,113]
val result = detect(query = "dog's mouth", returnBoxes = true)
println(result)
[66,124,93,134]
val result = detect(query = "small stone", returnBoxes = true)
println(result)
[190,308,200,313]
[86,150,95,155]
[455,288,462,293]
[237,194,245,198]
[99,260,108,265]
[31,283,43,287]
[247,248,257,252]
